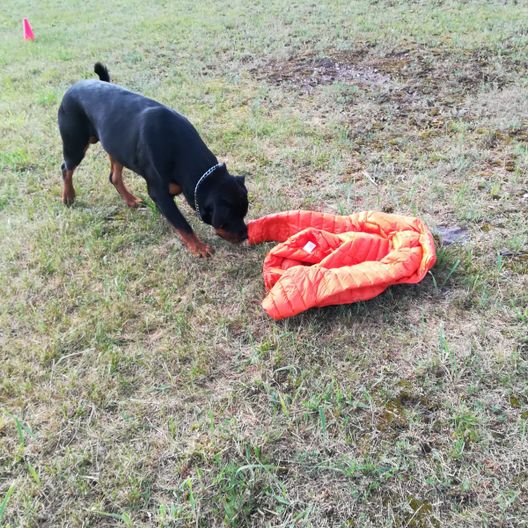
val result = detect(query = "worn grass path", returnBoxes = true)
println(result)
[1,1,527,526]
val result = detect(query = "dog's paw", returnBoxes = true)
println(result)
[193,242,215,258]
[126,196,144,208]
[177,230,215,257]
[62,188,76,206]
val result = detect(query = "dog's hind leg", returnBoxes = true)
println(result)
[61,164,77,206]
[108,156,143,207]
[61,144,87,206]
[59,110,90,206]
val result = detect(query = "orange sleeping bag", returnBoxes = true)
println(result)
[247,210,436,320]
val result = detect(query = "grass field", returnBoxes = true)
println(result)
[1,0,528,526]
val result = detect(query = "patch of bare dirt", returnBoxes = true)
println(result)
[259,49,397,91]
[253,43,524,149]
[255,43,519,98]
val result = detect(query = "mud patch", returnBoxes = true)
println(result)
[253,43,523,151]
[258,50,397,91]
[255,43,519,99]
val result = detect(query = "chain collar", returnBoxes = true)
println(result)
[194,162,224,218]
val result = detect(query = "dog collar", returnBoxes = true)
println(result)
[194,162,224,218]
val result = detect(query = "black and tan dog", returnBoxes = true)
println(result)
[58,63,248,256]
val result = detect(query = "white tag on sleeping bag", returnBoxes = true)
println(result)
[303,241,316,254]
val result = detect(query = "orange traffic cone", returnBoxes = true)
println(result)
[23,18,35,41]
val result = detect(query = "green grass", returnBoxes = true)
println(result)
[1,0,528,526]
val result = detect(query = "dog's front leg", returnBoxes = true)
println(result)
[148,188,214,257]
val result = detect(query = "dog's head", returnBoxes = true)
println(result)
[198,171,249,243]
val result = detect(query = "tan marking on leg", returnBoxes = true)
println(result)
[62,168,76,206]
[173,228,214,257]
[109,156,143,207]
[168,183,182,196]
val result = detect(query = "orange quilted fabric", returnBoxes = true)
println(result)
[248,210,436,320]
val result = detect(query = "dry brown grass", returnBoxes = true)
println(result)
[1,0,527,526]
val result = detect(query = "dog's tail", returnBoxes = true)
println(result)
[94,62,111,82]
